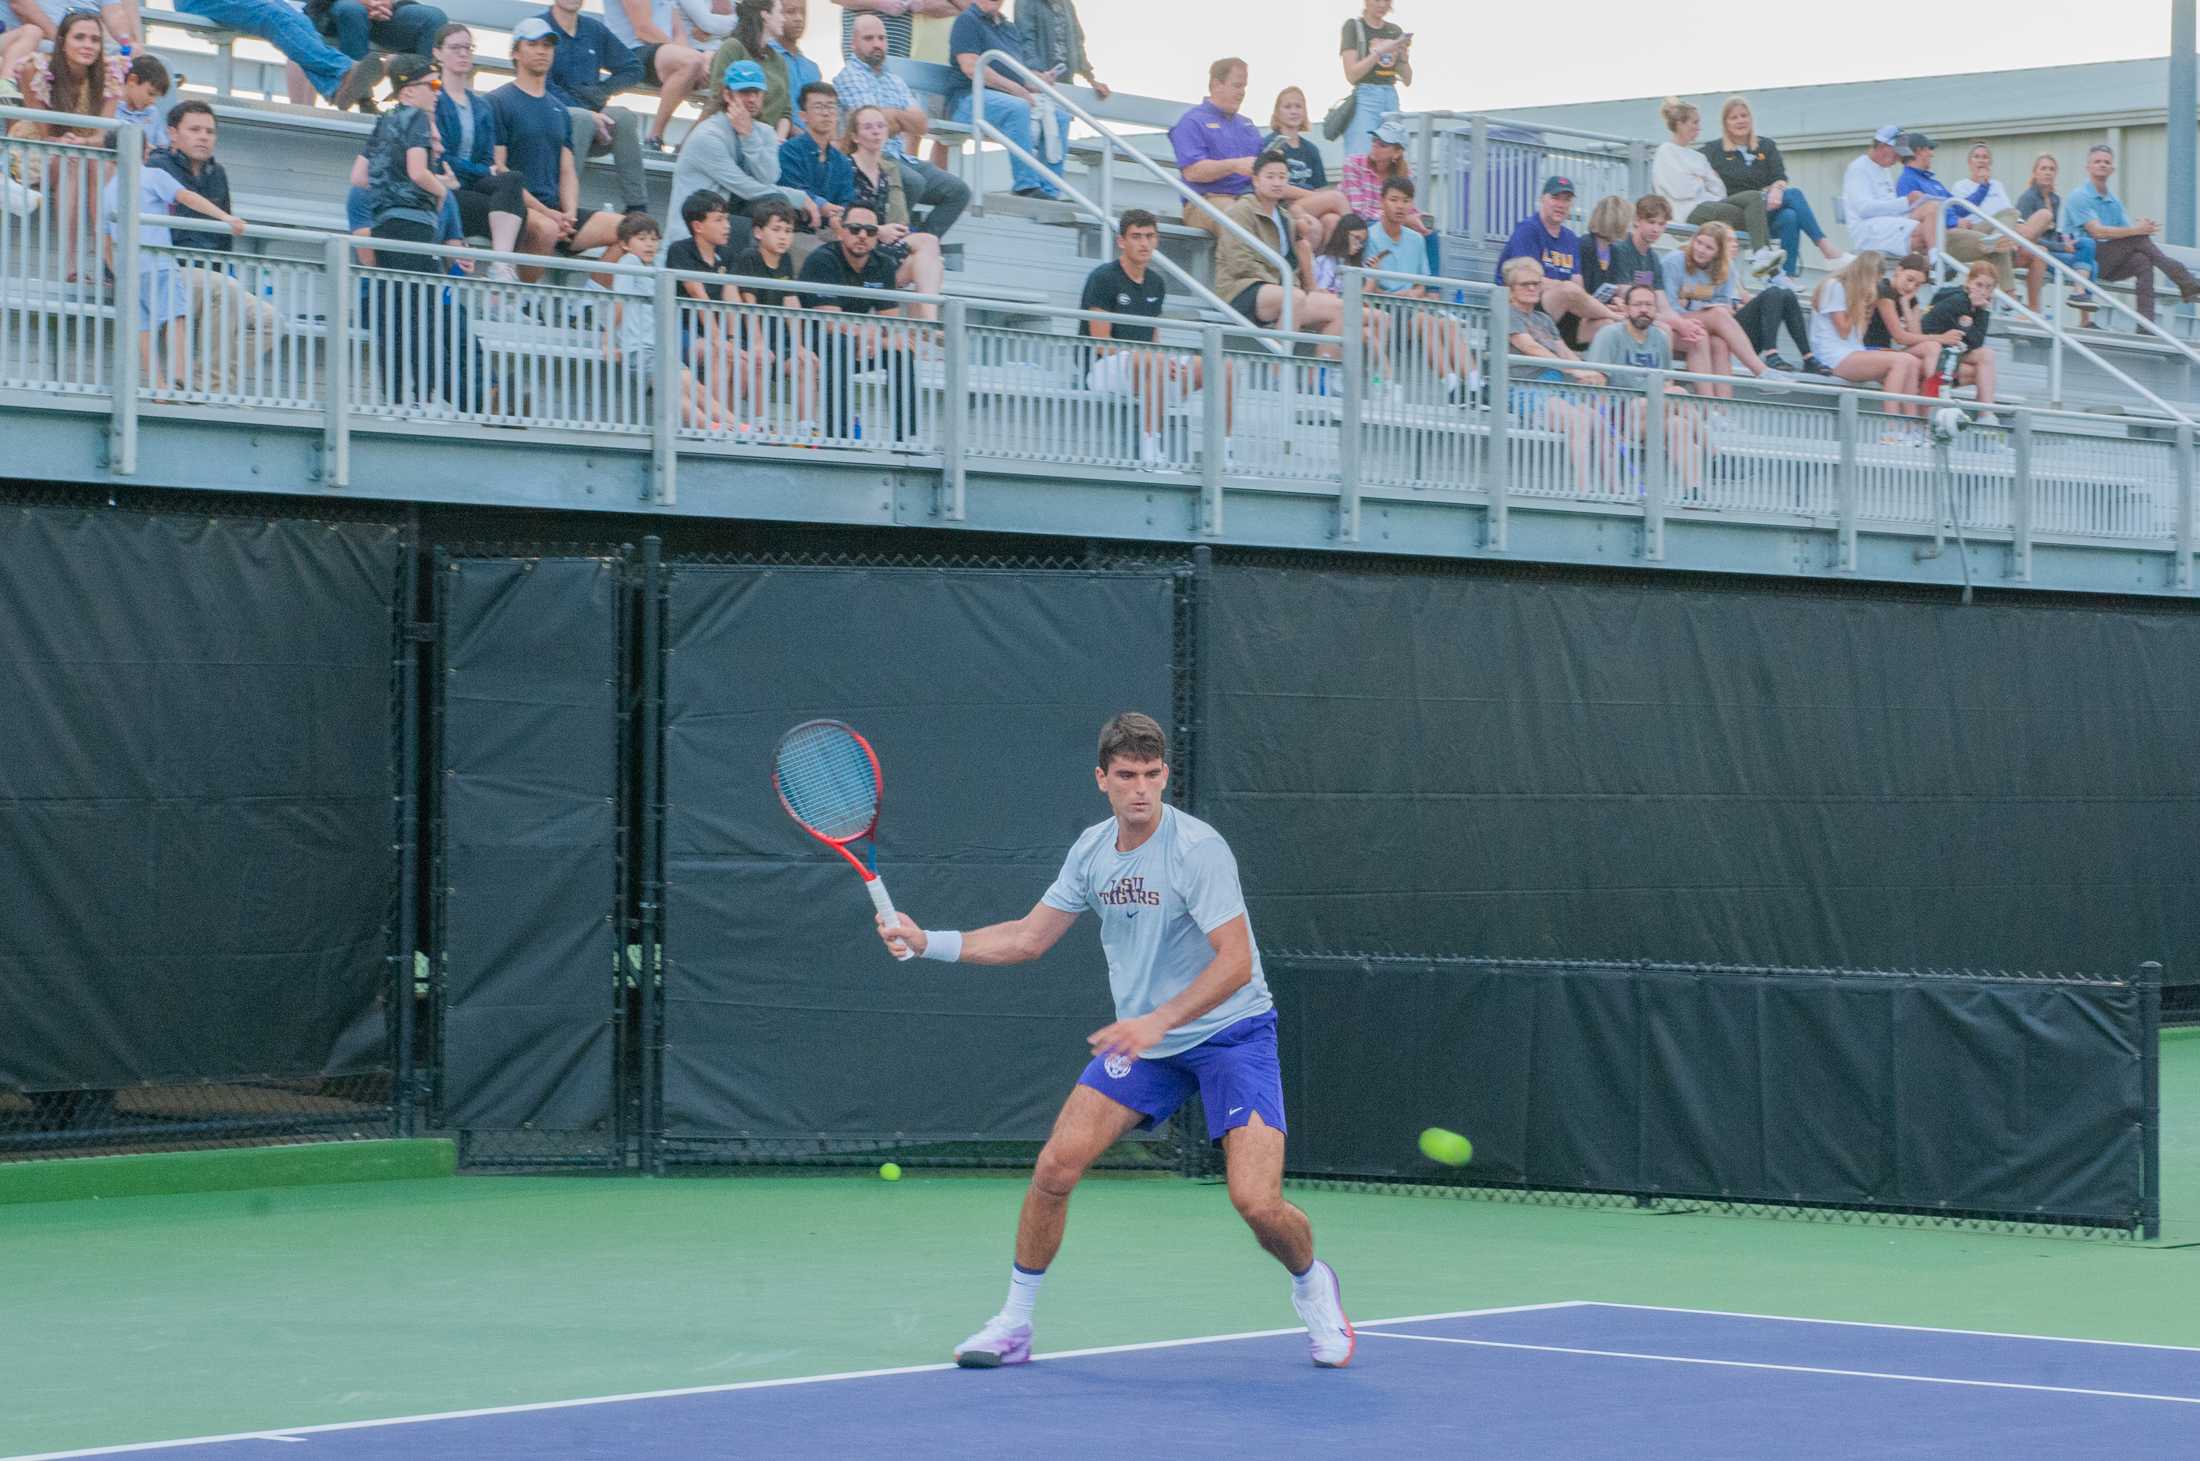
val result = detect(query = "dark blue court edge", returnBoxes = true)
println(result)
[95,1306,2200,1461]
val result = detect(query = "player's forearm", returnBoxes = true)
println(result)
[1146,951,1250,1033]
[955,919,1045,965]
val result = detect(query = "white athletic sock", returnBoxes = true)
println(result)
[1290,1260,1322,1301]
[1001,1263,1046,1324]
[1443,371,1462,396]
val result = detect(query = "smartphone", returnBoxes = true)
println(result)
[1592,283,1619,304]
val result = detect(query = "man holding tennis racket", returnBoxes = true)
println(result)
[876,711,1354,1371]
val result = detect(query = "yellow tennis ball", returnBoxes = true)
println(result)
[879,1162,902,1182]
[1418,1128,1473,1167]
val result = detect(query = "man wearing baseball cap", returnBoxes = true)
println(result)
[1840,123,1936,256]
[1494,174,1618,342]
[665,59,816,247]
[487,17,625,262]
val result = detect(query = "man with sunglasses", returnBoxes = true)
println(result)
[797,201,914,440]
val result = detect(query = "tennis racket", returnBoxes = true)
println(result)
[772,718,913,960]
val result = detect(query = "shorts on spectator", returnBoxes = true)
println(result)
[635,41,664,85]
[1229,282,1270,322]
[552,209,617,255]
[1089,350,1190,402]
[136,265,187,332]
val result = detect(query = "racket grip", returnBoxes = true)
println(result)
[866,876,915,961]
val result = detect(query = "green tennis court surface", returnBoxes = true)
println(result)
[4,1032,2194,1459]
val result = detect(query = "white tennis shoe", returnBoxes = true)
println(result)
[1292,1259,1356,1367]
[953,1315,1033,1368]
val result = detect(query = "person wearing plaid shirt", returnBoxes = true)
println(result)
[833,11,970,235]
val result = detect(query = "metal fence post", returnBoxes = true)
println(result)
[1626,139,1648,202]
[1485,332,1509,551]
[392,520,423,1137]
[637,536,665,1175]
[939,297,968,521]
[1201,324,1226,536]
[1641,373,1666,561]
[649,268,678,505]
[2138,960,2161,1241]
[1467,115,1489,245]
[323,232,351,488]
[1836,392,1860,571]
[109,142,141,475]
[2011,410,2034,582]
[2177,423,2195,591]
[2047,269,2066,408]
[1338,271,1363,543]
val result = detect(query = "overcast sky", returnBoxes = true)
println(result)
[1068,1,2186,112]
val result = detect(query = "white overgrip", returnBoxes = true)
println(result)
[865,874,914,960]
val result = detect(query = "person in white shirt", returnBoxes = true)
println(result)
[1652,98,1780,281]
[1808,250,1927,420]
[1842,124,1936,257]
[1940,141,2042,301]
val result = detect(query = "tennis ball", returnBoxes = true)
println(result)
[1418,1128,1473,1167]
[879,1162,902,1182]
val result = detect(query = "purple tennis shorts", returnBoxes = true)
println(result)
[1077,1010,1286,1144]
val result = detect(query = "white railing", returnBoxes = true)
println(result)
[0,124,2192,583]
[1391,112,1648,255]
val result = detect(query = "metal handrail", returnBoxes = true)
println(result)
[1393,110,1647,150]
[970,48,1297,335]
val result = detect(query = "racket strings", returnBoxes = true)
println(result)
[775,723,881,842]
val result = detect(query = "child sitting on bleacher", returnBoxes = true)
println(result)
[114,51,170,158]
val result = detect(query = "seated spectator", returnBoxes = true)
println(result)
[779,0,823,93]
[1943,141,2044,302]
[1264,86,1351,247]
[663,187,744,414]
[1308,209,1392,361]
[1213,149,1342,341]
[843,102,944,319]
[949,0,1064,201]
[306,0,447,74]
[2063,142,2200,322]
[708,0,795,141]
[357,56,460,406]
[3,0,139,78]
[542,0,651,216]
[1019,0,1107,98]
[1340,119,1435,274]
[1704,95,1844,277]
[114,52,169,158]
[779,81,853,229]
[1574,194,1634,342]
[835,0,965,60]
[1893,133,2018,292]
[1718,227,1820,375]
[667,60,815,246]
[1653,97,1780,278]
[172,0,382,110]
[1657,220,1791,398]
[1919,259,2001,416]
[1609,195,1707,359]
[597,211,728,427]
[149,100,275,393]
[1864,251,1936,352]
[1499,256,1606,495]
[731,198,820,433]
[1808,251,1928,417]
[834,12,971,237]
[1583,282,1702,488]
[1842,124,1937,258]
[432,25,529,282]
[102,123,243,392]
[1169,56,1264,238]
[490,18,626,274]
[1080,208,1201,471]
[9,11,121,272]
[1366,175,1473,402]
[2017,153,2097,324]
[798,200,917,439]
[600,0,708,152]
[1338,0,1409,159]
[1494,176,1618,342]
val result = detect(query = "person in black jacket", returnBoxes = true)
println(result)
[147,100,275,393]
[1702,95,1844,281]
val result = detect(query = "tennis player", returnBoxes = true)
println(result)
[876,711,1354,1370]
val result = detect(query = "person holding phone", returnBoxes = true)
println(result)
[1338,0,1409,158]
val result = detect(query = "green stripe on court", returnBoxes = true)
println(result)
[0,1139,454,1208]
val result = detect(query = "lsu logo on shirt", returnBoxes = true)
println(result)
[1541,244,1577,276]
[1099,875,1162,908]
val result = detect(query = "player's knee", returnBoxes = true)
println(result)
[1230,1189,1285,1228]
[1031,1146,1089,1196]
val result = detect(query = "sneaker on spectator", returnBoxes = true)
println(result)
[1,174,39,217]
[333,56,385,112]
[488,261,521,286]
[1744,244,1786,286]
[1761,352,1794,374]
[1819,252,1855,271]
[0,74,20,105]
[1752,368,1794,393]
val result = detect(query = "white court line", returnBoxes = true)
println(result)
[1358,1332,2200,1406]
[1,1302,1588,1460]
[1573,1302,2200,1354]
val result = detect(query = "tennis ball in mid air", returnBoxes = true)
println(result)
[879,1162,902,1182]
[1418,1128,1473,1167]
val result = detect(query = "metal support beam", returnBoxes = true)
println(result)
[2173,0,2197,247]
[1338,272,1364,543]
[938,298,968,521]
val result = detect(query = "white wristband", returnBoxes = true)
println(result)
[920,929,963,963]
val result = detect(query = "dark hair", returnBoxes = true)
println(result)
[748,198,798,231]
[1208,56,1247,86]
[797,80,838,110]
[732,0,774,59]
[681,189,730,227]
[1118,207,1159,236]
[618,212,663,244]
[126,53,171,92]
[841,201,881,226]
[1895,252,1930,275]
[1252,149,1292,177]
[165,98,216,131]
[1622,282,1658,303]
[1097,711,1168,770]
[1379,175,1416,201]
[51,10,111,119]
[1634,193,1672,223]
[432,21,471,48]
[1316,210,1371,263]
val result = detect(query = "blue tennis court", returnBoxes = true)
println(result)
[22,1301,2198,1460]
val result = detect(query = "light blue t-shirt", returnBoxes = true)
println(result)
[1041,805,1272,1058]
[1363,220,1418,292]
[2060,181,2127,238]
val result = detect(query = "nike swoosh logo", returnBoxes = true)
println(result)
[1125,911,1139,919]
[1228,1106,1244,1115]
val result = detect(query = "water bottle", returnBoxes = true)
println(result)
[851,413,863,442]
[1922,340,1963,399]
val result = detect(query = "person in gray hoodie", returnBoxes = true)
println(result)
[665,58,814,245]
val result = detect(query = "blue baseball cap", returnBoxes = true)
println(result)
[722,59,767,92]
